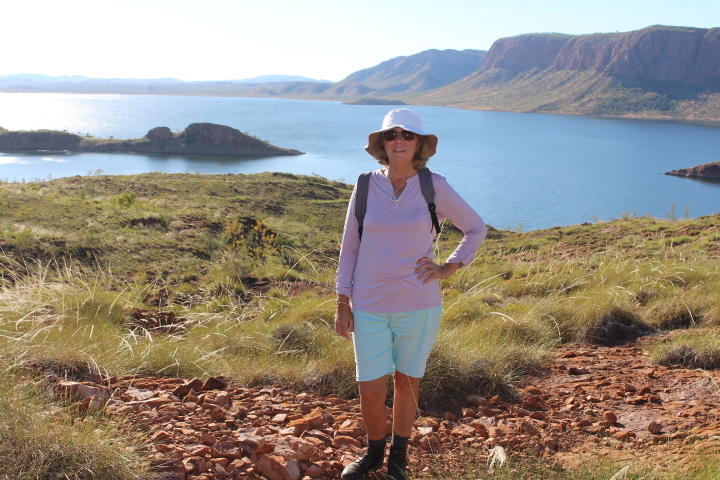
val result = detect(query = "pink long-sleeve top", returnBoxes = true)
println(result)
[335,169,487,313]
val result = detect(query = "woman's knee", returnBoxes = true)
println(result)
[393,371,420,395]
[359,377,387,405]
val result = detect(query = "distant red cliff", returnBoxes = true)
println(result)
[482,26,720,86]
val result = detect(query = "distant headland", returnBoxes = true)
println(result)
[0,123,303,157]
[665,161,720,179]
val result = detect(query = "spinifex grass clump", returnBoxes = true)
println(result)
[647,330,720,369]
[0,371,146,480]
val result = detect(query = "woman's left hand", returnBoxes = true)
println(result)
[415,257,447,284]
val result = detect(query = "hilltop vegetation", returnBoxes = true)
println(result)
[1,172,719,392]
[1,173,720,479]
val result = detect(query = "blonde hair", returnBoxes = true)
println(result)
[374,134,431,170]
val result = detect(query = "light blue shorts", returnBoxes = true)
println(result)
[351,306,442,382]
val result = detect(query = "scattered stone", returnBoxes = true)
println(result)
[648,421,664,434]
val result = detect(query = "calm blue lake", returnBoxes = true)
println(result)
[1,93,719,231]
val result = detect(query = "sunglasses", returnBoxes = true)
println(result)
[382,130,417,141]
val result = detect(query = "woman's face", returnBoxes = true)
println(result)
[384,127,419,168]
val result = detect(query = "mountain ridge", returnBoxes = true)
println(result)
[2,25,720,119]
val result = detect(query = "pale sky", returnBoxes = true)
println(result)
[2,0,718,82]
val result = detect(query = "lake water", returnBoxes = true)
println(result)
[1,93,719,231]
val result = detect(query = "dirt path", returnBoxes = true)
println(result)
[60,336,720,479]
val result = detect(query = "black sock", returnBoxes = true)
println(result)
[390,433,409,450]
[368,437,387,450]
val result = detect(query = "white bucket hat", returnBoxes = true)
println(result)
[365,108,439,159]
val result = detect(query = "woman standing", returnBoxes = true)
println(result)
[335,109,487,480]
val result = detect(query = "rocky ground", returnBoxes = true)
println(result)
[55,335,720,480]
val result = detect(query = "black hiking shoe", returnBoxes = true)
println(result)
[341,446,385,480]
[386,445,409,480]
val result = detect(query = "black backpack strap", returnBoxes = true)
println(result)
[418,167,441,234]
[354,172,372,241]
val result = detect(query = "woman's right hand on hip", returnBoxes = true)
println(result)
[335,306,354,339]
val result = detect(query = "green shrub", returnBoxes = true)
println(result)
[115,191,136,207]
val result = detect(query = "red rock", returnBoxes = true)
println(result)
[522,395,543,410]
[529,412,546,420]
[273,413,288,424]
[188,445,211,456]
[461,407,477,418]
[174,378,204,397]
[625,396,646,405]
[451,424,476,438]
[226,458,247,473]
[518,420,539,436]
[211,407,226,421]
[237,434,265,455]
[202,377,227,391]
[287,419,312,436]
[568,367,590,375]
[304,407,333,429]
[257,454,301,480]
[212,441,243,460]
[274,437,316,462]
[611,431,635,442]
[331,436,360,448]
[301,430,333,446]
[623,383,637,393]
[488,427,506,438]
[150,430,172,442]
[201,432,217,446]
[126,387,157,401]
[305,465,323,478]
[648,421,663,434]
[150,456,186,478]
[444,412,459,421]
[523,386,542,395]
[215,392,231,406]
[603,411,618,424]
[335,420,363,438]
[54,381,111,402]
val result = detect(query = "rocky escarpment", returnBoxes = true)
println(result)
[414,25,720,118]
[482,26,720,86]
[0,123,303,156]
[665,161,720,179]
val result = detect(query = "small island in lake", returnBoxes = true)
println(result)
[0,123,303,156]
[665,161,720,180]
